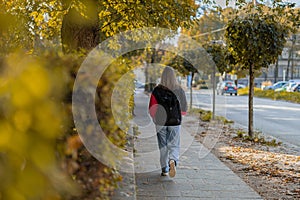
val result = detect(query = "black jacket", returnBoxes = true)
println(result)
[149,84,187,126]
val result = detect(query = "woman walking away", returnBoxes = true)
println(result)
[148,66,187,177]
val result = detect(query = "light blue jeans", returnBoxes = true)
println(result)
[156,125,181,173]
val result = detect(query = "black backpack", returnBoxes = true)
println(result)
[153,86,182,126]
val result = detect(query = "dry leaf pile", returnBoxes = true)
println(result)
[195,120,300,199]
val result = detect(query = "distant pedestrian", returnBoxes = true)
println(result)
[148,66,187,177]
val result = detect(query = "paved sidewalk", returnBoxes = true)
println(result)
[111,89,262,200]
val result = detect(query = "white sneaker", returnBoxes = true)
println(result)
[161,172,168,176]
[169,160,176,178]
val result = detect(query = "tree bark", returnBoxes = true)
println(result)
[189,72,194,110]
[61,0,100,53]
[286,47,292,80]
[274,58,278,82]
[145,63,149,92]
[291,36,295,80]
[248,64,254,138]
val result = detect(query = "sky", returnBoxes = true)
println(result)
[215,0,300,8]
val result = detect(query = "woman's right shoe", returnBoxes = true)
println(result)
[169,160,176,178]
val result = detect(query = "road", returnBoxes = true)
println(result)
[188,89,300,148]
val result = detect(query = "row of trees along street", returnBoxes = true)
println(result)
[0,0,299,199]
[180,0,300,138]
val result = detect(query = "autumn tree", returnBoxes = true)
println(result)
[177,7,233,109]
[0,0,66,54]
[181,8,235,45]
[162,44,214,110]
[203,41,234,76]
[61,0,199,52]
[179,7,233,82]
[224,1,300,137]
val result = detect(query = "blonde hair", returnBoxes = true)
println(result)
[160,66,179,90]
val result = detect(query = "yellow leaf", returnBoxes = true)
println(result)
[13,110,32,132]
[20,65,50,99]
[0,122,12,147]
[30,11,38,18]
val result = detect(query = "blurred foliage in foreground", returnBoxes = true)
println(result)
[0,51,76,199]
[0,49,135,200]
[0,0,199,198]
[238,87,300,104]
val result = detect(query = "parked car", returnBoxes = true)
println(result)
[263,81,287,90]
[294,84,300,92]
[274,83,288,92]
[217,81,237,96]
[237,84,246,89]
[286,79,300,92]
[292,83,300,92]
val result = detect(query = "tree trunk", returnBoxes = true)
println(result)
[189,72,194,110]
[263,72,267,81]
[145,63,149,92]
[248,64,255,138]
[274,58,278,82]
[150,48,158,92]
[61,0,100,53]
[291,37,295,80]
[286,47,292,80]
[212,65,216,120]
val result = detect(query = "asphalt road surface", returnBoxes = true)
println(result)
[188,89,300,148]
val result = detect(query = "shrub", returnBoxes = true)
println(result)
[0,50,134,200]
[199,110,212,121]
[0,51,76,199]
[238,87,300,104]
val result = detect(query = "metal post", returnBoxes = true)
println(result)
[212,64,216,120]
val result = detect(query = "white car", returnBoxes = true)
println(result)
[286,79,300,92]
[264,81,287,90]
[237,84,246,89]
[291,83,300,92]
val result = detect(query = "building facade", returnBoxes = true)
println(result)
[263,34,300,83]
